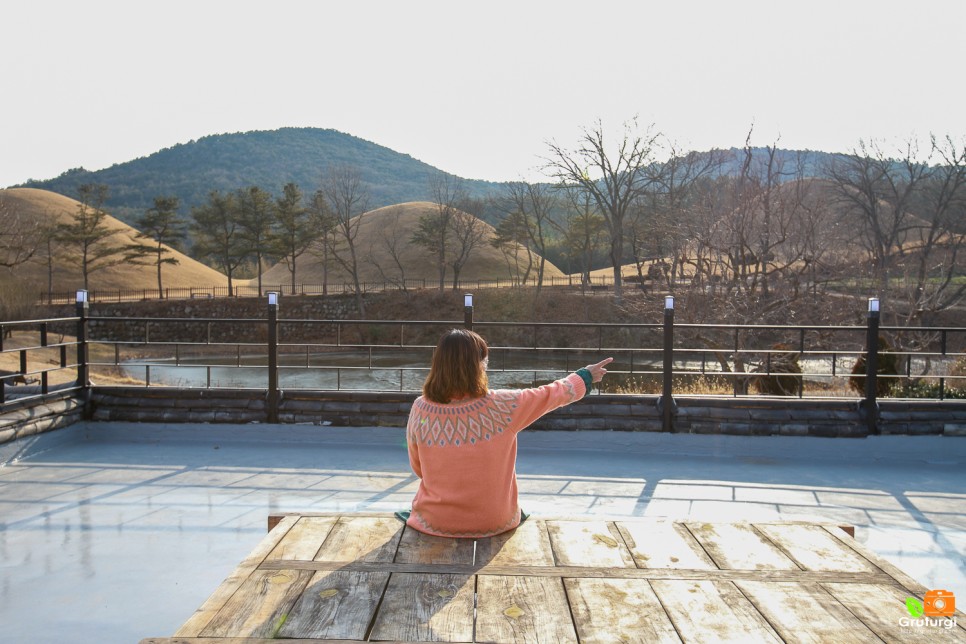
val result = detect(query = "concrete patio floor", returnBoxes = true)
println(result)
[0,422,964,643]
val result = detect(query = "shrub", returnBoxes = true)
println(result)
[751,344,803,396]
[849,336,899,397]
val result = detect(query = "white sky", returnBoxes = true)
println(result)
[2,0,963,188]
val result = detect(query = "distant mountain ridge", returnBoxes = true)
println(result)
[18,127,847,224]
[18,128,509,223]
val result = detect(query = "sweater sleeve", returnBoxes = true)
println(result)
[405,406,423,479]
[505,371,587,434]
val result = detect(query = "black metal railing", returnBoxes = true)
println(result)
[3,295,964,434]
[40,275,635,305]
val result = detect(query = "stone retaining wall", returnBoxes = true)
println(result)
[4,388,964,447]
[0,394,85,446]
[87,387,966,438]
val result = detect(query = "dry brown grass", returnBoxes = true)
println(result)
[0,188,229,292]
[0,329,149,386]
[261,201,565,286]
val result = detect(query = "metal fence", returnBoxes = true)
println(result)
[3,296,964,433]
[40,275,637,305]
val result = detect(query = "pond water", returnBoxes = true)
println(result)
[118,347,950,393]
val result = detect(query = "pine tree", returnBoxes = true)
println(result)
[132,196,185,297]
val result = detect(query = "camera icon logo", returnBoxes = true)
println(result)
[924,589,955,617]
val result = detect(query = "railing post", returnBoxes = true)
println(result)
[464,294,474,331]
[267,292,280,424]
[862,297,880,435]
[658,296,676,431]
[75,290,91,418]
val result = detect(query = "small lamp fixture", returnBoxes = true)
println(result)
[464,294,473,308]
[665,296,674,310]
[267,292,279,307]
[868,297,879,313]
[76,290,88,304]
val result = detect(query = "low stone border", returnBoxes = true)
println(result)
[3,388,964,449]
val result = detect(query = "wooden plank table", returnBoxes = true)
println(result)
[142,513,966,643]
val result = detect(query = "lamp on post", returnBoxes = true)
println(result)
[267,292,280,424]
[75,290,91,418]
[464,294,474,331]
[658,296,676,432]
[862,297,880,435]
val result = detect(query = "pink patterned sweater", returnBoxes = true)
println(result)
[405,372,588,538]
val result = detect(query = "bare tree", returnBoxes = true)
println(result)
[0,194,43,268]
[491,209,534,286]
[645,143,724,288]
[412,173,466,291]
[557,186,606,291]
[545,118,660,302]
[448,199,489,290]
[900,134,966,321]
[826,139,929,290]
[319,164,370,315]
[306,189,338,295]
[497,182,558,293]
[367,206,412,290]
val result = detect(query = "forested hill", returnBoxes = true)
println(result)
[18,128,508,224]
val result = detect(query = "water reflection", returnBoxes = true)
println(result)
[123,349,957,393]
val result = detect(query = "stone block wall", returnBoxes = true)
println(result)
[0,395,85,446]
[86,387,966,438]
[4,387,965,447]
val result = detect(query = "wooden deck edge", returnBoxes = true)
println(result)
[267,512,856,538]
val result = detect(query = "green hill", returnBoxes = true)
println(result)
[18,128,509,224]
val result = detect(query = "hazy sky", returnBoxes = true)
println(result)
[3,0,963,188]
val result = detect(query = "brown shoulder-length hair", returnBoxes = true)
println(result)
[422,329,489,403]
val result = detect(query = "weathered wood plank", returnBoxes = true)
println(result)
[141,639,377,643]
[547,520,636,568]
[651,579,783,643]
[819,525,934,595]
[368,573,475,642]
[265,516,337,562]
[276,570,389,640]
[617,519,716,570]
[314,515,403,563]
[686,522,799,570]
[735,580,883,643]
[175,515,299,637]
[258,558,897,584]
[474,519,555,567]
[198,569,314,638]
[476,575,578,643]
[394,526,475,565]
[823,582,966,643]
[141,639,359,643]
[754,523,880,573]
[564,578,681,643]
